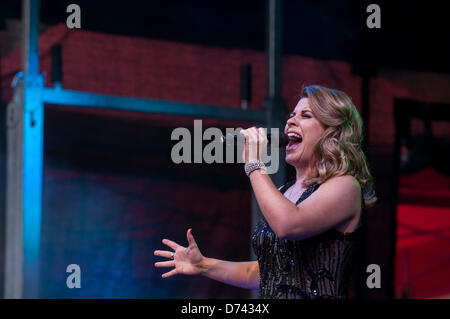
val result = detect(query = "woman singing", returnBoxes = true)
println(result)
[154,85,377,299]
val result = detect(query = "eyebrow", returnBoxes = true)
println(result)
[290,109,312,114]
[289,109,313,117]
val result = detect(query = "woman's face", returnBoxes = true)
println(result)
[284,98,326,167]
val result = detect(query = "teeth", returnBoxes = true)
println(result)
[287,133,302,140]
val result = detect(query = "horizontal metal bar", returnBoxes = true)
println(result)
[42,87,266,123]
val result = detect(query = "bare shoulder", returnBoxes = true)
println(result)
[322,175,360,191]
[288,175,362,238]
[319,175,361,207]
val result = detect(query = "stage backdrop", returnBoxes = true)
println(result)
[1,24,449,298]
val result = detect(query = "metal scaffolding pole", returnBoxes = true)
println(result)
[264,0,286,186]
[4,0,44,298]
[42,87,266,122]
[250,0,286,298]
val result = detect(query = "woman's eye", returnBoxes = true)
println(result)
[302,113,311,118]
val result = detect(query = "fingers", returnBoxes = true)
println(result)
[154,250,176,278]
[241,127,265,162]
[258,127,268,144]
[162,269,178,278]
[162,238,180,251]
[154,260,175,268]
[187,228,197,246]
[154,250,174,259]
[241,127,259,141]
[240,129,249,162]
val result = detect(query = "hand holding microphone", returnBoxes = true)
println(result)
[221,129,289,147]
[222,127,289,163]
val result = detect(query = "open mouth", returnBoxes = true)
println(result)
[287,132,303,151]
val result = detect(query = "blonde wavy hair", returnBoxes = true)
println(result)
[299,85,377,208]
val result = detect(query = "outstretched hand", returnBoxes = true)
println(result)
[154,229,205,278]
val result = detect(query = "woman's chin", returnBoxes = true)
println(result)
[285,143,301,158]
[285,145,306,165]
[285,152,297,165]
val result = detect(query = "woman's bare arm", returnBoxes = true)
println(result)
[154,229,260,290]
[200,258,259,290]
[248,171,360,240]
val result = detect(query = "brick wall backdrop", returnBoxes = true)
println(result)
[1,23,449,298]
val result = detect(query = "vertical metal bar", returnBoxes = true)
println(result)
[251,0,286,299]
[23,0,40,75]
[22,77,44,299]
[4,0,43,298]
[266,0,282,101]
[264,0,286,187]
[4,87,24,299]
[22,0,43,299]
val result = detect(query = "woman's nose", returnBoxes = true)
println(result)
[286,116,297,127]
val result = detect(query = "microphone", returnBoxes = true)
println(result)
[221,131,290,148]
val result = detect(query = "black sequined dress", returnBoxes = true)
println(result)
[251,180,367,299]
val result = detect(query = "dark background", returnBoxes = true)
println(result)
[1,0,449,74]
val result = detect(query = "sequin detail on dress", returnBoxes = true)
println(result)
[251,181,367,299]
